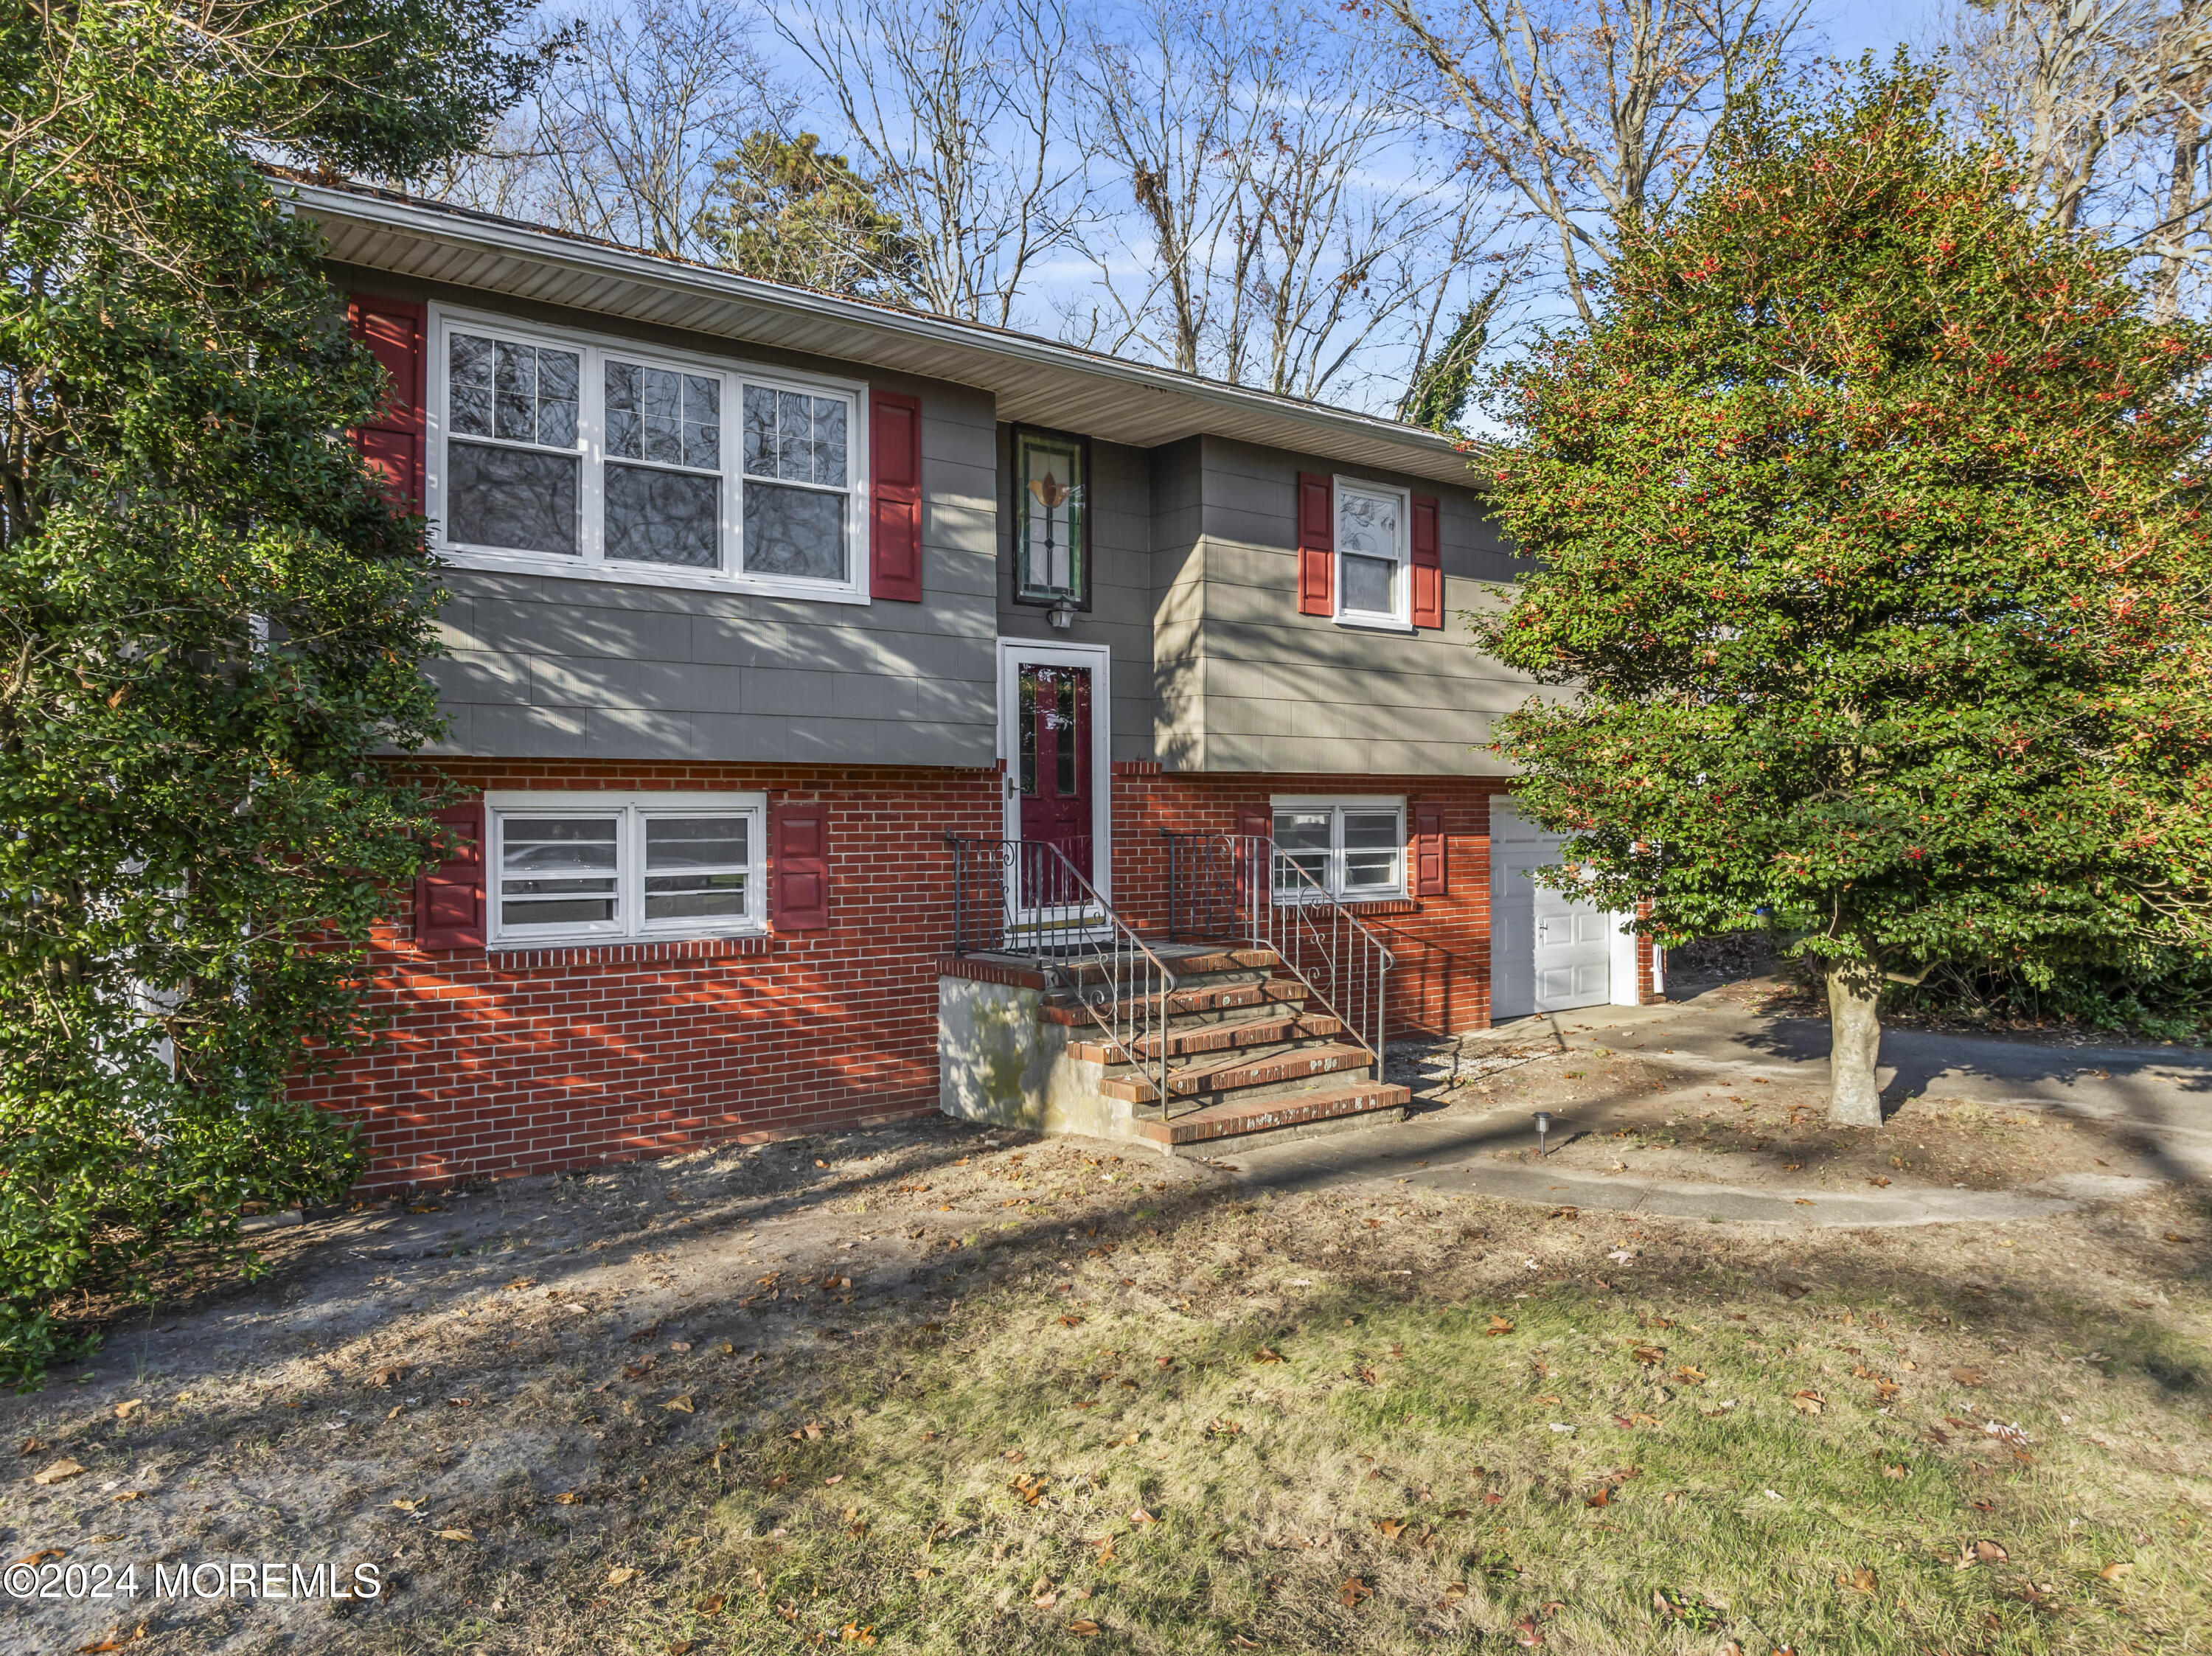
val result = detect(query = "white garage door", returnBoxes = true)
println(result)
[1490,800,1613,1018]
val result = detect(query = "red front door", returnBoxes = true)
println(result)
[1017,662,1093,900]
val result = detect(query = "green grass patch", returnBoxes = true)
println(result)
[623,1271,2208,1653]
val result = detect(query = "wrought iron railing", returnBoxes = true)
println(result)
[1160,830,1394,1065]
[945,834,1177,1116]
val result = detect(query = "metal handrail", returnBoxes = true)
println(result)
[944,834,1178,1118]
[1161,830,1395,1065]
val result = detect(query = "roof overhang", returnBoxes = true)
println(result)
[286,181,1486,488]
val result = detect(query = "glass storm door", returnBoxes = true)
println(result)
[1017,662,1093,903]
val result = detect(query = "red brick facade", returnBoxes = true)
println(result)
[299,761,1001,1190]
[307,759,1655,1190]
[1103,764,1512,1037]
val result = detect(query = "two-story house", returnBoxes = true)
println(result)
[288,179,1660,1188]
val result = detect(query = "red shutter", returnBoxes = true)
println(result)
[1296,471,1333,616]
[414,803,485,950]
[772,803,830,930]
[1411,494,1442,628]
[348,293,425,512]
[1412,807,1447,897]
[869,392,923,602]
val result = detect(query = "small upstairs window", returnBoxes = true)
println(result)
[1015,426,1088,605]
[1335,479,1408,627]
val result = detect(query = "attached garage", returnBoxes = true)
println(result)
[1487,799,1648,1019]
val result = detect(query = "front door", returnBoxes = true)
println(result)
[1016,662,1093,902]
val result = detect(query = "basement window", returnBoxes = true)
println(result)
[486,791,766,945]
[1270,796,1405,901]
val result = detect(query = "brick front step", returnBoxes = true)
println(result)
[1038,978,1304,1026]
[1097,1041,1372,1104]
[1067,1012,1343,1065]
[1131,1081,1413,1146]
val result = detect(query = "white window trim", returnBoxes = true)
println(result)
[425,303,874,604]
[1268,794,1408,902]
[485,790,768,947]
[1331,473,1413,633]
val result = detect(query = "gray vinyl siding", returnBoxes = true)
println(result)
[331,262,1001,767]
[994,427,1159,763]
[1180,436,1537,776]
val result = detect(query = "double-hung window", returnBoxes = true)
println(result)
[487,792,766,945]
[432,310,864,599]
[1335,477,1409,628]
[1271,797,1405,901]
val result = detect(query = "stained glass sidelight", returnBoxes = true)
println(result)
[1016,429,1086,600]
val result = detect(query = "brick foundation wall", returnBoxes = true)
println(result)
[307,758,1658,1189]
[296,760,1000,1191]
[1105,767,1514,1037]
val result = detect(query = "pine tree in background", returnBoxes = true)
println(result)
[1474,58,2212,1124]
[0,0,543,1380]
[697,131,922,301]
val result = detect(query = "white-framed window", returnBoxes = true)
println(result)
[486,791,766,946]
[428,307,869,602]
[1271,796,1405,900]
[1334,476,1410,629]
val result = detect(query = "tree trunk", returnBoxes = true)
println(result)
[1824,957,1885,1127]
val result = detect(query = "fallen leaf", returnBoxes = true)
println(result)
[1958,1540,2007,1568]
[17,1438,41,1455]
[14,1548,64,1566]
[662,1396,695,1413]
[1374,1517,1406,1539]
[1130,1506,1157,1524]
[1056,1315,1083,1327]
[444,1396,472,1408]
[1486,1315,1515,1337]
[434,1528,474,1542]
[606,1566,640,1586]
[1068,1621,1101,1637]
[1632,1345,1666,1365]
[1951,1368,1983,1387]
[32,1459,86,1486]
[2099,1562,2134,1580]
[1339,1576,1371,1607]
[112,1400,144,1421]
[1882,1464,1906,1480]
[1791,1390,1826,1415]
[1874,1380,1902,1401]
[1512,1615,1544,1647]
[1840,1567,1877,1593]
[1673,1366,1706,1385]
[552,1491,580,1505]
[1251,1347,1284,1364]
[1585,1489,1610,1509]
[112,1490,145,1503]
[504,1276,537,1290]
[1867,1176,1891,1188]
[75,1639,127,1654]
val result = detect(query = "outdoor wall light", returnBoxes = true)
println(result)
[1047,596,1078,630]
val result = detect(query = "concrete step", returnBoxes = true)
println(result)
[1098,1040,1375,1104]
[1131,1080,1413,1149]
[1038,975,1304,1026]
[1067,1012,1343,1065]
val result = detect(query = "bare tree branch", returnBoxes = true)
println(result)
[1377,0,1810,325]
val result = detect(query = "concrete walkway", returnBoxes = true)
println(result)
[1217,991,2212,1225]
